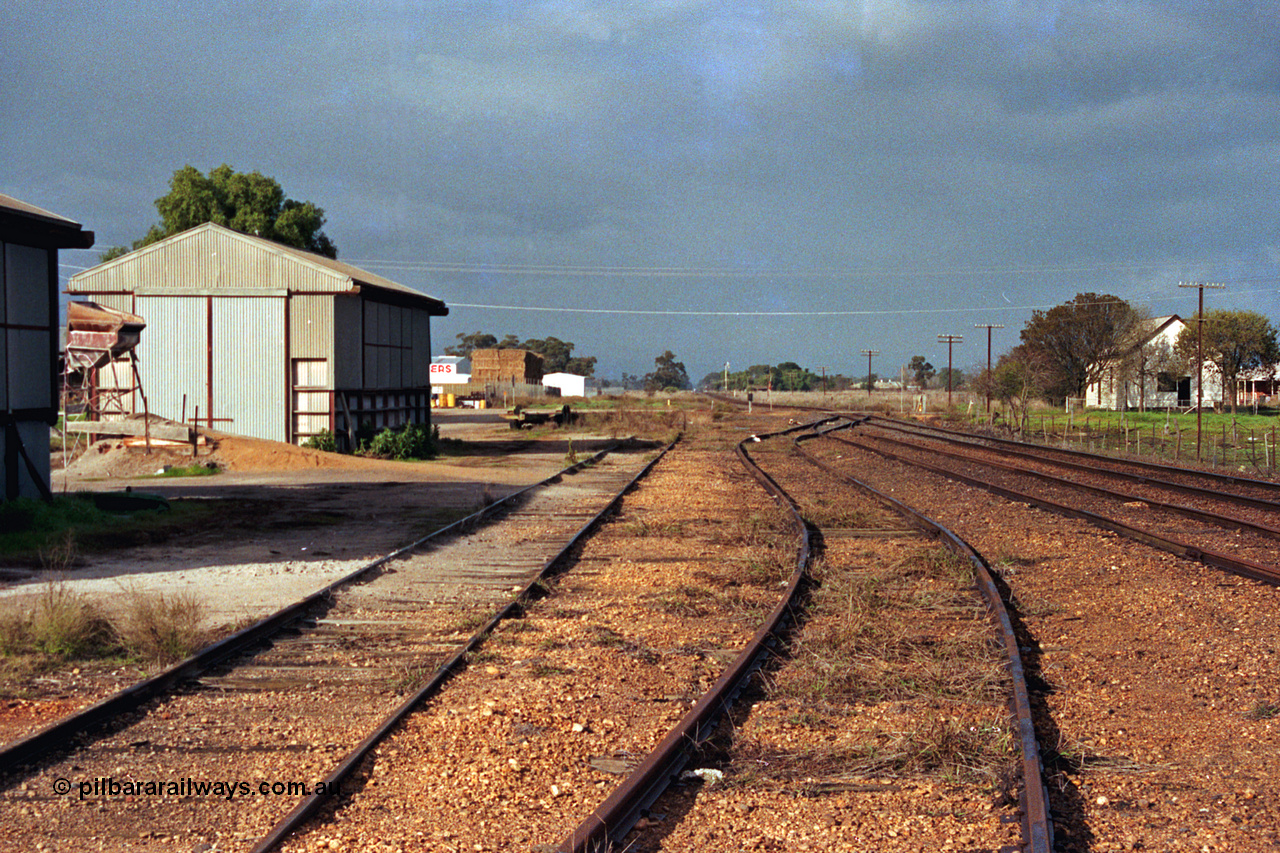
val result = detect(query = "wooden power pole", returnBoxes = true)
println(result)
[860,349,879,401]
[1178,281,1225,462]
[937,334,963,408]
[974,323,1004,414]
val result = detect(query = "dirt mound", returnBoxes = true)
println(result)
[63,431,400,479]
[203,431,395,472]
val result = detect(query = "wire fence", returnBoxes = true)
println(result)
[1008,413,1279,472]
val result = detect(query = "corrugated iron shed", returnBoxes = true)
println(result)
[67,223,446,448]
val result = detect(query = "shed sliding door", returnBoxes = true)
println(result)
[136,296,286,441]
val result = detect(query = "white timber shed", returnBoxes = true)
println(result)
[1,194,94,500]
[68,223,447,448]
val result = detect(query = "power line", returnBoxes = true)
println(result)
[347,256,1199,280]
[445,301,1056,317]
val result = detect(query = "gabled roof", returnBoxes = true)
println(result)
[0,192,95,249]
[1115,314,1183,356]
[70,222,446,315]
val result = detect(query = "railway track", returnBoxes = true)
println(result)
[19,406,1265,851]
[249,422,809,852]
[603,422,1050,852]
[801,424,1280,851]
[0,446,664,851]
[836,416,1280,585]
[868,414,1280,512]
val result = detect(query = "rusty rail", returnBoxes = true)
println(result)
[557,418,839,853]
[855,428,1280,543]
[250,441,676,852]
[837,426,1280,586]
[867,413,1280,497]
[792,427,1052,853]
[0,446,630,776]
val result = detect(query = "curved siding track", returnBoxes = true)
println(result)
[610,422,1049,853]
[804,422,1280,851]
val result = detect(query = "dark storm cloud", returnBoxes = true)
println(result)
[5,1,1280,379]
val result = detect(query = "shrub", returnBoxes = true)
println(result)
[0,583,115,659]
[302,429,337,452]
[365,423,439,460]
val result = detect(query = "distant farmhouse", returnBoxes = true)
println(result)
[1,194,94,499]
[68,223,447,448]
[1084,315,1222,410]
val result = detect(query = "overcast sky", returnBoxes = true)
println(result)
[6,1,1279,384]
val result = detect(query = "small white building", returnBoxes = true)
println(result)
[543,372,588,397]
[1085,315,1222,410]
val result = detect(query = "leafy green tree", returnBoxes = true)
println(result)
[1019,292,1139,403]
[908,355,935,388]
[972,346,1048,436]
[446,332,499,357]
[644,350,691,392]
[100,164,336,260]
[1175,310,1280,412]
[936,367,966,390]
[446,332,597,376]
[521,336,597,376]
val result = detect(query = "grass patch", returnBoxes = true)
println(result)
[1245,701,1280,720]
[0,583,115,660]
[728,554,792,588]
[624,517,687,538]
[775,543,1008,708]
[450,611,493,634]
[389,662,436,694]
[1,582,210,673]
[149,462,221,478]
[0,496,226,562]
[113,588,207,663]
[738,716,1014,787]
[529,662,574,678]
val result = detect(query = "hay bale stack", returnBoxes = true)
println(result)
[470,349,544,384]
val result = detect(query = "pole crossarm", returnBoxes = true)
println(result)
[860,349,880,398]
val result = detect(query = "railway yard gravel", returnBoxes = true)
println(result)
[277,431,792,852]
[811,428,1280,852]
[0,449,656,851]
[6,407,1279,852]
[623,436,1022,852]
